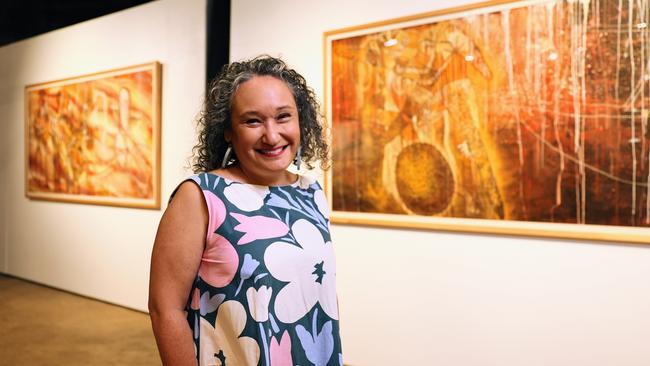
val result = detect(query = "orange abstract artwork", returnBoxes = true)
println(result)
[25,62,161,209]
[326,0,650,240]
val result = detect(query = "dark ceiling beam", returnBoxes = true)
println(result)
[0,0,152,47]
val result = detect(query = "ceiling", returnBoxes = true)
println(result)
[0,0,153,48]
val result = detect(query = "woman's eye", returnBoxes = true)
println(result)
[245,119,260,125]
[277,113,291,121]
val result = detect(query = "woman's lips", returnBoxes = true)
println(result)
[257,145,288,157]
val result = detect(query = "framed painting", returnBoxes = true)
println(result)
[324,0,650,243]
[25,62,162,209]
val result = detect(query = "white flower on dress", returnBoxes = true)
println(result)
[246,285,273,322]
[200,300,260,366]
[223,183,269,211]
[313,189,330,219]
[264,219,338,324]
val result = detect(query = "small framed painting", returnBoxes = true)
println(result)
[25,62,162,209]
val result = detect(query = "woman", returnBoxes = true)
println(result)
[148,56,342,366]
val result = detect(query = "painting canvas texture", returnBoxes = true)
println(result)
[26,63,160,208]
[329,0,650,228]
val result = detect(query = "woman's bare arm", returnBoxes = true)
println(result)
[149,181,207,366]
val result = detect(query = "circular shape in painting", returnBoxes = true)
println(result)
[395,143,455,215]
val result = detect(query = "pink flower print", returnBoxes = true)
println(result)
[203,190,227,237]
[197,189,237,287]
[199,233,238,288]
[230,213,289,245]
[270,330,293,366]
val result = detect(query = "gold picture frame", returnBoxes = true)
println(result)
[324,0,650,244]
[25,62,162,209]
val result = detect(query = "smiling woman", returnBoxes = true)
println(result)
[193,55,329,178]
[148,56,342,366]
[226,76,301,186]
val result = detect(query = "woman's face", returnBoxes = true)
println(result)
[226,76,301,184]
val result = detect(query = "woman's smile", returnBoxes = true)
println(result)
[257,144,289,157]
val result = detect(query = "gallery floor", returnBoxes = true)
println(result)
[0,274,160,365]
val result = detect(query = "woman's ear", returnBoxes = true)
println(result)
[224,130,232,143]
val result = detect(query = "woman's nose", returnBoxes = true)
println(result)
[262,121,281,145]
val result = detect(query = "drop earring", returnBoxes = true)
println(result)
[221,144,232,169]
[293,144,302,170]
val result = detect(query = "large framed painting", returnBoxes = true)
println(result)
[324,0,650,243]
[25,62,162,209]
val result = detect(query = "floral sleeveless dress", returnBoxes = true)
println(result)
[179,172,342,366]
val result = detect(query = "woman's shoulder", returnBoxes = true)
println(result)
[168,172,225,203]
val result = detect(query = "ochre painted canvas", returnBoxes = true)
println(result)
[25,62,161,209]
[326,0,650,241]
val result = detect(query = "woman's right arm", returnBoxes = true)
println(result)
[149,181,207,366]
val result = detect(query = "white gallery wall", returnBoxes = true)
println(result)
[230,0,650,365]
[0,0,649,365]
[0,0,206,311]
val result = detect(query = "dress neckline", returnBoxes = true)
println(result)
[203,171,306,189]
